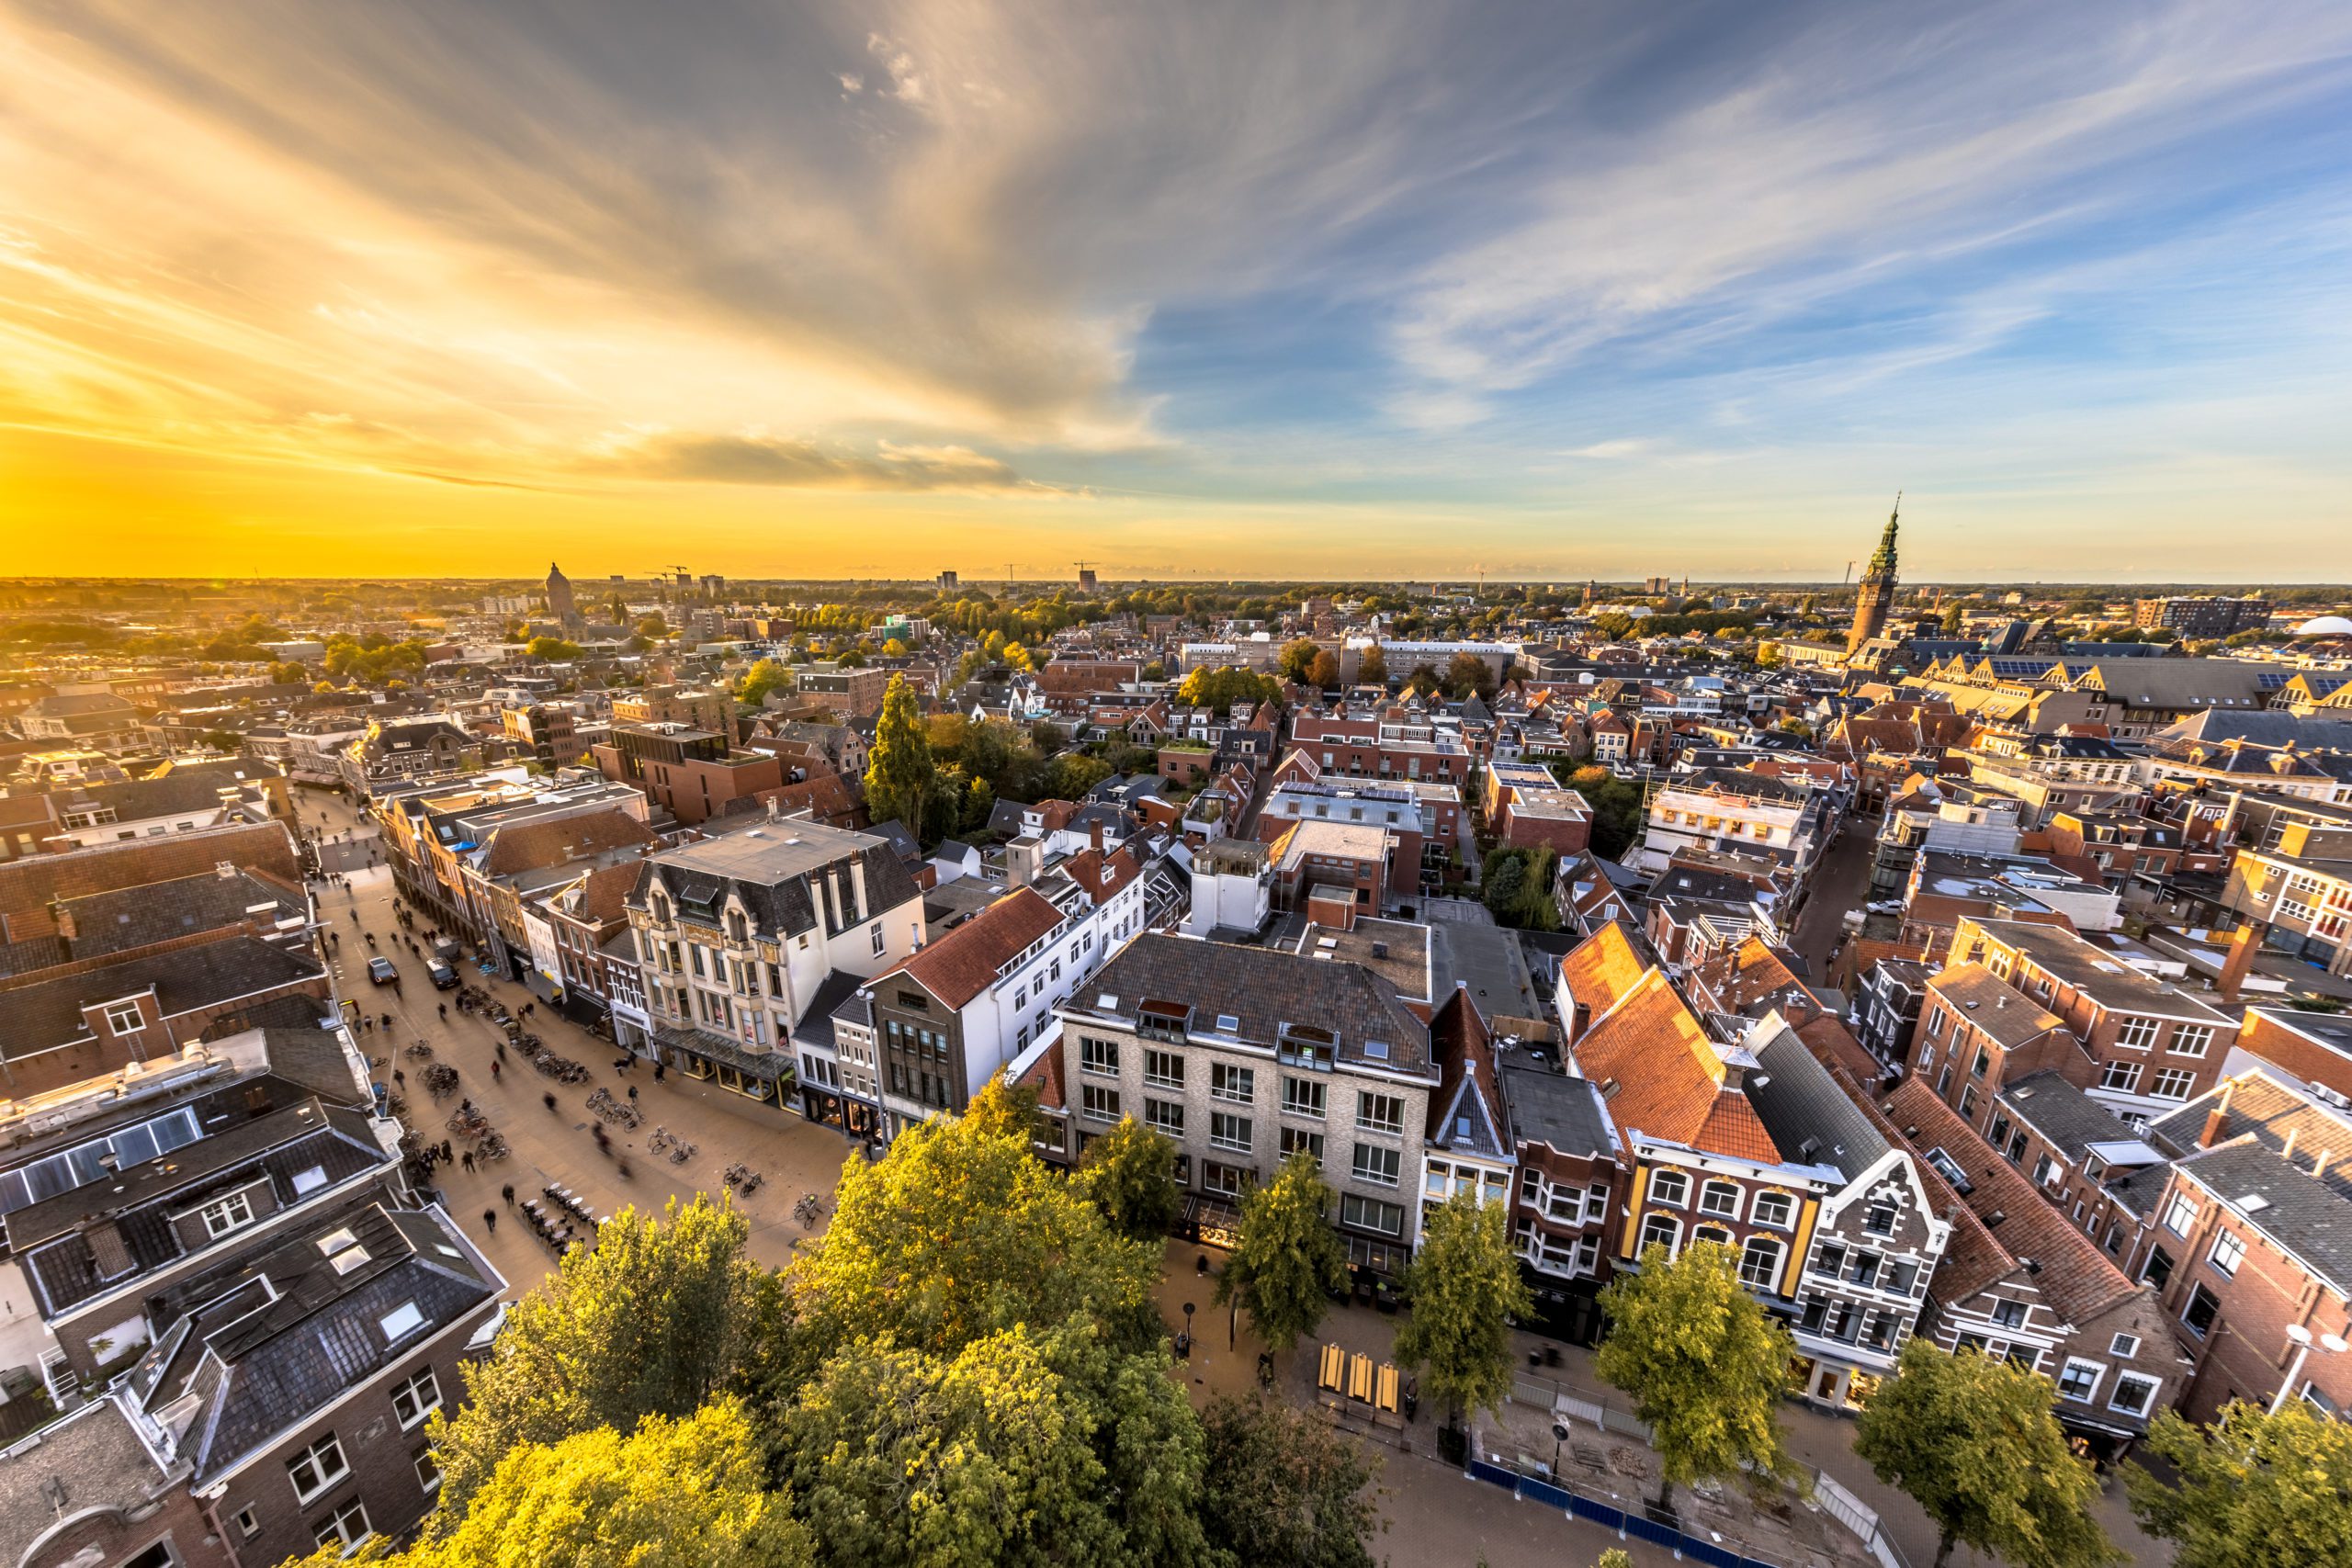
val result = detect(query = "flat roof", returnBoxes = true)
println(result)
[654,819,880,882]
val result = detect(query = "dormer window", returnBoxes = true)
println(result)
[650,892,671,923]
[200,1192,255,1238]
[102,1000,143,1035]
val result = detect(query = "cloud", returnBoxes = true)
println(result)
[597,432,1053,492]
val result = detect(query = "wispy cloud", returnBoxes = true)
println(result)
[594,432,1053,492]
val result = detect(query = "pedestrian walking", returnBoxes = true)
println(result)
[440,1140,453,1163]
[461,1150,475,1174]
[482,1208,496,1235]
[627,1085,638,1104]
[653,1062,665,1084]
[491,1059,502,1082]
[393,1068,405,1088]
[501,1183,514,1208]
[544,1092,557,1112]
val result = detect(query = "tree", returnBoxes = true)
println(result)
[1306,649,1340,689]
[1857,1339,2119,1568]
[1044,751,1114,801]
[1177,665,1282,716]
[2125,1400,2352,1568]
[736,657,793,706]
[1594,1241,1799,1513]
[199,728,244,754]
[426,1196,775,1519]
[1392,1190,1532,1429]
[269,660,309,684]
[1356,645,1386,688]
[288,1402,809,1568]
[1446,650,1494,698]
[1216,1153,1347,1354]
[636,611,669,637]
[789,1081,1162,1365]
[1074,1116,1182,1242]
[526,636,582,662]
[1276,638,1322,682]
[1481,853,1526,923]
[782,1320,1212,1568]
[1402,663,1443,699]
[863,672,934,845]
[1141,660,1167,682]
[1198,1394,1381,1568]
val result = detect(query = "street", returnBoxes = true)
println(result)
[1791,812,1879,987]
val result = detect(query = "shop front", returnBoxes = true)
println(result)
[650,1024,793,1109]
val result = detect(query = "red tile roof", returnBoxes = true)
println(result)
[884,886,1064,1010]
[1557,920,1648,1018]
[1572,969,1781,1164]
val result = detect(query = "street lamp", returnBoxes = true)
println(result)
[1179,1302,1194,1361]
[2269,1324,2349,1416]
[1550,1420,1569,1481]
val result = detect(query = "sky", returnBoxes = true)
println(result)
[3,0,2350,583]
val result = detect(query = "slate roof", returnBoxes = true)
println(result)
[35,871,307,969]
[141,1200,498,1485]
[1921,962,2068,1050]
[1743,1015,1891,1181]
[1501,1061,1616,1161]
[1997,1071,2141,1160]
[10,1101,391,1316]
[0,934,325,1063]
[1073,932,1433,1077]
[49,764,273,823]
[2172,1138,2352,1293]
[630,826,919,940]
[479,808,652,874]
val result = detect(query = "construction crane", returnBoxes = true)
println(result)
[1842,560,1855,587]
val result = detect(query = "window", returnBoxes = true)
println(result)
[871,923,887,956]
[200,1191,256,1238]
[1211,1063,1256,1104]
[1354,1091,1405,1134]
[288,1434,350,1504]
[2207,1229,2245,1278]
[391,1368,441,1429]
[1813,1241,1847,1278]
[1738,1235,1783,1290]
[233,1506,260,1539]
[1144,1049,1182,1089]
[2110,1333,2142,1359]
[2109,1374,2160,1417]
[103,1000,143,1034]
[2182,1283,2221,1338]
[1751,1191,1794,1229]
[1341,1194,1405,1235]
[2169,1025,2213,1058]
[1351,1143,1400,1187]
[1081,1084,1122,1123]
[2164,1194,2198,1236]
[2114,1015,2161,1050]
[1144,1099,1183,1136]
[1647,1170,1690,1208]
[1209,1111,1252,1152]
[2143,1245,2176,1291]
[1991,1298,2029,1329]
[1697,1181,1742,1219]
[1863,1201,1898,1235]
[1638,1213,1681,1256]
[414,1447,442,1494]
[2150,1067,2198,1101]
[315,1499,371,1555]
[1201,1160,1246,1197]
[1080,1036,1119,1077]
[2098,1060,2143,1095]
[1281,1077,1326,1118]
[379,1301,424,1342]
[2057,1359,2102,1402]
[1280,1125,1324,1162]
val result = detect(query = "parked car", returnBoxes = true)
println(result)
[426,958,458,989]
[368,955,399,986]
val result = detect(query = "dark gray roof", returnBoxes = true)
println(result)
[49,761,277,821]
[1997,1071,2140,1160]
[0,936,325,1062]
[47,871,306,966]
[1500,1062,1615,1160]
[1072,932,1433,1077]
[791,969,867,1052]
[2176,1139,2352,1292]
[12,1102,391,1314]
[150,1200,497,1484]
[1743,1019,1891,1181]
[631,830,919,942]
[1427,920,1543,1022]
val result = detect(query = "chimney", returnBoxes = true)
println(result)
[2199,1082,2236,1149]
[1090,818,1104,854]
[2217,922,2262,1005]
[2313,1149,2334,1182]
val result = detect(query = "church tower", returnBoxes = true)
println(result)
[546,561,580,630]
[1846,497,1901,655]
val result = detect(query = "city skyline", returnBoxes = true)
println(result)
[6,1,2352,581]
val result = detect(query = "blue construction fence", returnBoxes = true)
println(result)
[1464,1456,1794,1568]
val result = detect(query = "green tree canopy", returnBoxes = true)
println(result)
[1594,1241,1799,1511]
[426,1195,776,1520]
[864,672,935,845]
[270,660,310,683]
[636,611,669,637]
[2125,1399,2352,1568]
[1306,649,1341,689]
[1857,1339,2119,1568]
[1392,1190,1532,1427]
[1177,665,1282,716]
[1445,650,1495,697]
[788,1081,1161,1366]
[1216,1152,1347,1353]
[526,636,582,662]
[1356,645,1386,687]
[1277,638,1322,682]
[293,1402,808,1568]
[737,657,794,706]
[1198,1394,1381,1568]
[1074,1116,1183,1243]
